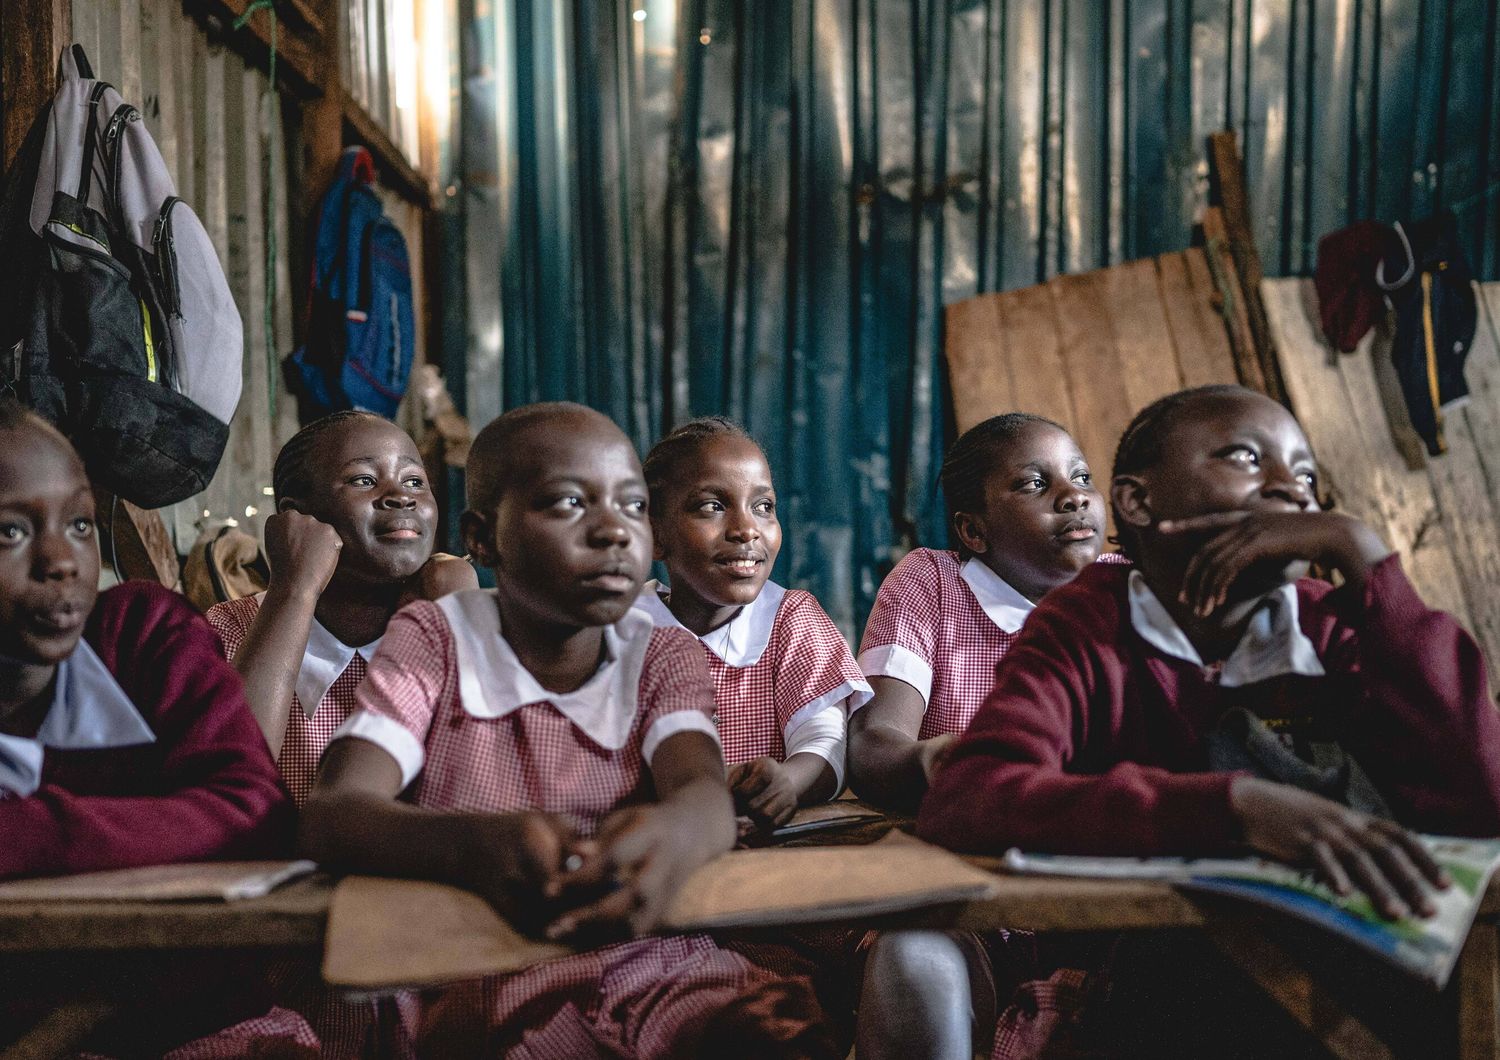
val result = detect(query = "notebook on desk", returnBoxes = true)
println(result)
[323,833,997,989]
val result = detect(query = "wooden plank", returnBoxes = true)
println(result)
[342,87,437,209]
[1265,279,1402,554]
[1202,207,1267,393]
[1097,257,1185,415]
[114,0,142,104]
[1209,130,1286,404]
[1325,300,1471,629]
[1206,921,1394,1060]
[1,0,70,171]
[223,59,270,541]
[1464,286,1500,505]
[1160,250,1238,389]
[68,0,100,77]
[0,999,121,1060]
[181,0,324,99]
[267,91,299,448]
[985,284,1076,433]
[1408,291,1500,679]
[1048,270,1133,487]
[943,295,1017,435]
[1264,279,1473,633]
[1459,921,1500,1060]
[0,878,329,951]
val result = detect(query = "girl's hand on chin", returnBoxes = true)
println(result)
[1229,776,1448,920]
[545,801,720,942]
[1159,510,1390,618]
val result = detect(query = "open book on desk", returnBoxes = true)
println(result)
[1003,836,1500,989]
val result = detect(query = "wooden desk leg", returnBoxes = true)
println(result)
[1459,920,1500,1060]
[1206,923,1393,1060]
[0,1000,120,1060]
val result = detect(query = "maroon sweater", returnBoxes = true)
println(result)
[917,555,1500,855]
[0,582,293,878]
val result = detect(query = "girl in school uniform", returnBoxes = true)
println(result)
[636,417,871,830]
[0,398,314,1056]
[850,412,1113,1060]
[206,410,475,1057]
[919,384,1500,1051]
[206,410,475,807]
[301,402,835,1058]
[850,412,1110,812]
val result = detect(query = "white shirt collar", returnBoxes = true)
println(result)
[0,640,156,797]
[255,592,382,718]
[436,589,652,751]
[959,558,1035,634]
[1126,570,1326,686]
[633,579,785,667]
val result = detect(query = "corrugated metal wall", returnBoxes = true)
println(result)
[458,0,1500,637]
[69,0,432,559]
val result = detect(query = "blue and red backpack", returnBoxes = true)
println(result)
[287,146,414,420]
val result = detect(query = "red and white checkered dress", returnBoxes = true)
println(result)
[858,549,1127,738]
[634,581,872,768]
[335,593,835,1057]
[208,595,393,1058]
[206,596,366,807]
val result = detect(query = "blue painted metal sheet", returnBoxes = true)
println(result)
[455,0,1500,638]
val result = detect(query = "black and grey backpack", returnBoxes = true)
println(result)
[0,45,242,507]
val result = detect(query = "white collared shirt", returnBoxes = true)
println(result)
[634,580,860,786]
[255,592,382,717]
[1126,570,1326,686]
[0,640,156,797]
[437,588,656,752]
[633,579,786,667]
[958,558,1035,633]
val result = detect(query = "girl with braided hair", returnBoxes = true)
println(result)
[206,411,474,807]
[851,412,1111,813]
[637,416,870,831]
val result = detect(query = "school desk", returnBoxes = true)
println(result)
[1,870,1497,1059]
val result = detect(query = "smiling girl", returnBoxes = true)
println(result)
[637,417,871,830]
[207,411,475,807]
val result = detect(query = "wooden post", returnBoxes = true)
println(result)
[1208,130,1288,404]
[1,0,71,171]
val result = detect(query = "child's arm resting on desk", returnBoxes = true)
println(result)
[547,729,735,940]
[0,585,293,878]
[301,738,580,925]
[299,602,580,926]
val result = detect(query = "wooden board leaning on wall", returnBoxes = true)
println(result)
[1264,278,1500,686]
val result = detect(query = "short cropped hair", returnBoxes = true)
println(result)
[464,401,608,515]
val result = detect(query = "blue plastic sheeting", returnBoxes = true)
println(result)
[453,0,1500,637]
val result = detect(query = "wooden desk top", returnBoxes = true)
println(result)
[0,875,332,952]
[0,861,1494,954]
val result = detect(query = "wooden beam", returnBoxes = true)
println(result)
[1202,207,1268,394]
[182,0,325,100]
[1,0,70,171]
[342,88,436,209]
[1208,130,1288,404]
